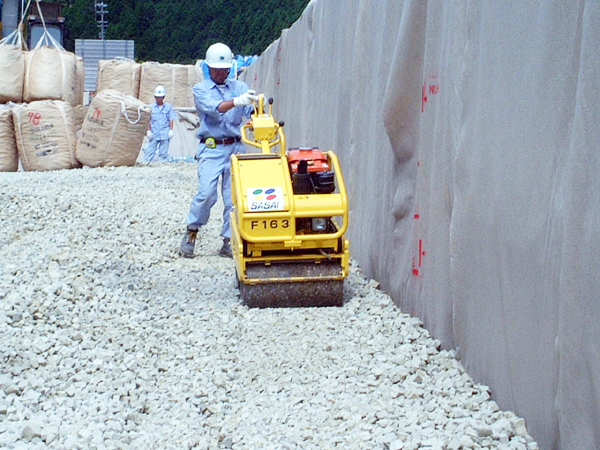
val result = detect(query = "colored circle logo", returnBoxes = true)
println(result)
[253,189,263,195]
[265,188,275,194]
[266,194,276,200]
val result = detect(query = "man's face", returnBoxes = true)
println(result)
[209,67,230,85]
[155,96,164,105]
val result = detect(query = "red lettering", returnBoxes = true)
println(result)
[28,112,42,125]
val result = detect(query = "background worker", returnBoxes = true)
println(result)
[144,85,176,162]
[179,42,257,258]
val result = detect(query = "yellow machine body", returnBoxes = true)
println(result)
[231,95,350,307]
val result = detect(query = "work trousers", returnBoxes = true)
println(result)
[144,138,170,162]
[185,141,244,238]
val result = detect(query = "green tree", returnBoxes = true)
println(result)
[58,0,310,61]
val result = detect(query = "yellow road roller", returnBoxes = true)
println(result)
[230,95,350,307]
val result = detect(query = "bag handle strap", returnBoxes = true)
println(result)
[31,0,66,51]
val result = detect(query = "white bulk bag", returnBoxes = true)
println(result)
[72,105,88,134]
[96,58,141,98]
[12,100,78,172]
[0,104,18,172]
[75,56,85,106]
[186,64,203,107]
[23,32,79,106]
[76,90,150,167]
[139,62,198,107]
[0,29,26,104]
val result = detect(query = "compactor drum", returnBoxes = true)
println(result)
[231,95,350,307]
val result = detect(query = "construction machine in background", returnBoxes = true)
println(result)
[230,94,350,308]
[1,1,65,46]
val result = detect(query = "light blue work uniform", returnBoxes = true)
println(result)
[185,78,253,239]
[144,101,177,162]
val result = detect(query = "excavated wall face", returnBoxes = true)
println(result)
[242,1,600,449]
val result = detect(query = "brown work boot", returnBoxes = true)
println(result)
[219,238,232,258]
[179,228,198,258]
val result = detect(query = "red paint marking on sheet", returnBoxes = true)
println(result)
[422,75,440,113]
[412,240,425,277]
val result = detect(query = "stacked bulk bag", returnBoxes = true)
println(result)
[186,64,203,106]
[139,62,186,105]
[75,56,86,105]
[23,33,80,106]
[72,105,89,135]
[0,104,19,172]
[0,29,26,104]
[96,58,141,98]
[12,100,78,171]
[139,62,200,107]
[76,90,150,167]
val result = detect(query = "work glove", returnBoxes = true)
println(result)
[233,89,258,107]
[146,130,153,141]
[168,130,174,139]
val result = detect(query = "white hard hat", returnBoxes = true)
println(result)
[205,43,233,69]
[154,85,166,97]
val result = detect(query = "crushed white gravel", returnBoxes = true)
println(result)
[0,163,538,450]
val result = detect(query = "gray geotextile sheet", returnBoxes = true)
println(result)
[242,1,600,448]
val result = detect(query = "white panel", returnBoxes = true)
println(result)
[75,39,135,91]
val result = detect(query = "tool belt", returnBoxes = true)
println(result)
[200,136,241,146]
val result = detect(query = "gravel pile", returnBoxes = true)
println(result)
[0,163,538,450]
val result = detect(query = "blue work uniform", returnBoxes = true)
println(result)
[144,101,177,162]
[185,78,254,239]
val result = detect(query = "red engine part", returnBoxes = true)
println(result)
[287,147,330,173]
